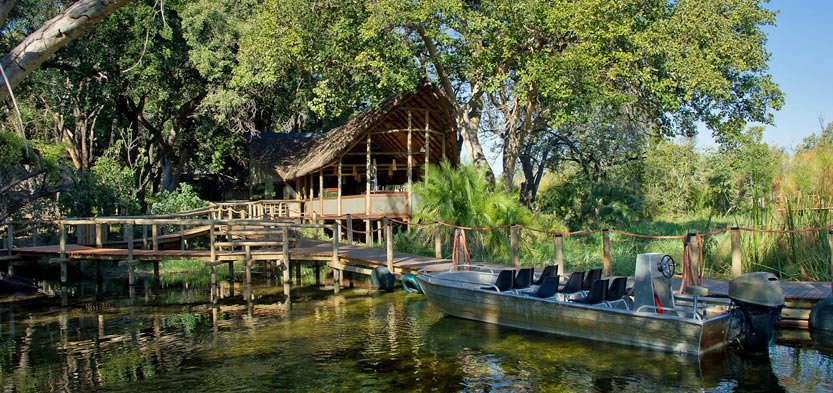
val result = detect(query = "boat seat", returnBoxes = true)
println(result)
[557,271,584,298]
[571,278,608,305]
[581,268,602,291]
[604,276,628,307]
[514,268,534,290]
[531,276,559,298]
[481,270,514,292]
[532,265,558,286]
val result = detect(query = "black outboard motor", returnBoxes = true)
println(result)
[729,272,785,352]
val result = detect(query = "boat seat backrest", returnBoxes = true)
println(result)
[572,278,608,304]
[558,271,584,294]
[652,277,675,310]
[581,268,602,291]
[514,268,534,289]
[532,265,558,286]
[481,269,514,292]
[606,276,627,301]
[532,276,559,298]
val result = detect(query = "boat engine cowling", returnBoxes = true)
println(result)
[729,272,784,352]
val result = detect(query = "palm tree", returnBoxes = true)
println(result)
[413,160,530,261]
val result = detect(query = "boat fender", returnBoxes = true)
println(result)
[401,273,423,294]
[810,298,833,333]
[371,266,395,291]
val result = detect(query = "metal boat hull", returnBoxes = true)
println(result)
[417,271,732,355]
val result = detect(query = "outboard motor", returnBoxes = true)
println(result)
[729,272,784,352]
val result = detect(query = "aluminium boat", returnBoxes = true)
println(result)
[417,253,784,355]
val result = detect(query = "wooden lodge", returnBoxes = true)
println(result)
[249,81,459,222]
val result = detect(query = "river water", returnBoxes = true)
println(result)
[0,271,831,392]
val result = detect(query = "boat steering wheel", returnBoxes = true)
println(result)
[658,254,676,279]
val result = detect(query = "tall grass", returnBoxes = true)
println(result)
[394,206,832,282]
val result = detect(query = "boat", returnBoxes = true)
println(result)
[416,253,784,355]
[0,272,38,295]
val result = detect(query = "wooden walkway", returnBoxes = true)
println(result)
[5,239,831,301]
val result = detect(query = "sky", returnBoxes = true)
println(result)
[699,0,833,150]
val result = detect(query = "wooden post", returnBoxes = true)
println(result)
[229,260,235,283]
[332,224,340,288]
[95,224,105,247]
[127,223,135,286]
[407,111,413,208]
[59,223,67,284]
[312,212,318,240]
[32,223,38,246]
[690,232,701,286]
[731,227,742,277]
[245,245,252,285]
[282,226,291,285]
[510,225,519,266]
[142,224,148,250]
[434,222,442,259]
[337,158,343,217]
[365,132,371,222]
[346,214,354,245]
[153,261,160,288]
[602,229,611,277]
[385,217,393,271]
[314,262,321,286]
[151,224,159,251]
[554,234,564,276]
[424,111,430,182]
[180,224,186,250]
[376,219,383,245]
[319,168,324,215]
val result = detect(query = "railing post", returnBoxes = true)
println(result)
[434,222,442,259]
[346,214,354,245]
[59,222,67,284]
[510,224,519,266]
[602,229,611,277]
[385,217,393,271]
[312,211,319,240]
[127,223,135,286]
[688,232,701,286]
[332,224,340,288]
[282,226,291,284]
[554,234,564,276]
[152,224,159,251]
[142,224,148,250]
[180,224,185,250]
[731,227,742,277]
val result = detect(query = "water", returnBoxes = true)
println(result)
[0,272,831,392]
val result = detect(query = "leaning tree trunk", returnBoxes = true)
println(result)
[0,0,134,101]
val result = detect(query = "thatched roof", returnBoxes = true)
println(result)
[251,81,458,181]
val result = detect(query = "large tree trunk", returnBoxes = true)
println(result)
[0,0,134,101]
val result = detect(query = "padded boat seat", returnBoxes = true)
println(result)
[558,271,585,295]
[532,265,558,286]
[572,278,608,305]
[481,270,514,292]
[581,268,602,291]
[531,276,559,298]
[514,268,534,290]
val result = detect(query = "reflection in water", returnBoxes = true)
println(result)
[0,275,829,392]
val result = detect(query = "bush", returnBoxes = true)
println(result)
[149,184,208,215]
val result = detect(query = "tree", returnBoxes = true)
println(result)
[0,0,134,101]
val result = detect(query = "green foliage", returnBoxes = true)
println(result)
[58,171,119,217]
[413,161,531,262]
[92,145,141,214]
[149,184,208,215]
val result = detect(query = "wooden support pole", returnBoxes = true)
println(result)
[95,224,104,247]
[180,224,185,250]
[511,225,519,266]
[295,260,301,283]
[337,158,343,216]
[689,232,701,286]
[332,224,340,288]
[346,214,354,245]
[142,224,148,250]
[312,211,319,240]
[602,229,611,277]
[127,223,135,286]
[245,245,252,285]
[315,262,321,286]
[366,132,371,222]
[153,261,160,287]
[282,227,290,284]
[424,111,430,182]
[376,219,383,245]
[32,223,38,246]
[554,234,564,276]
[59,222,67,260]
[229,260,235,283]
[434,222,442,259]
[385,217,393,271]
[731,227,742,277]
[152,224,159,251]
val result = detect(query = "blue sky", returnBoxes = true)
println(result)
[700,0,833,149]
